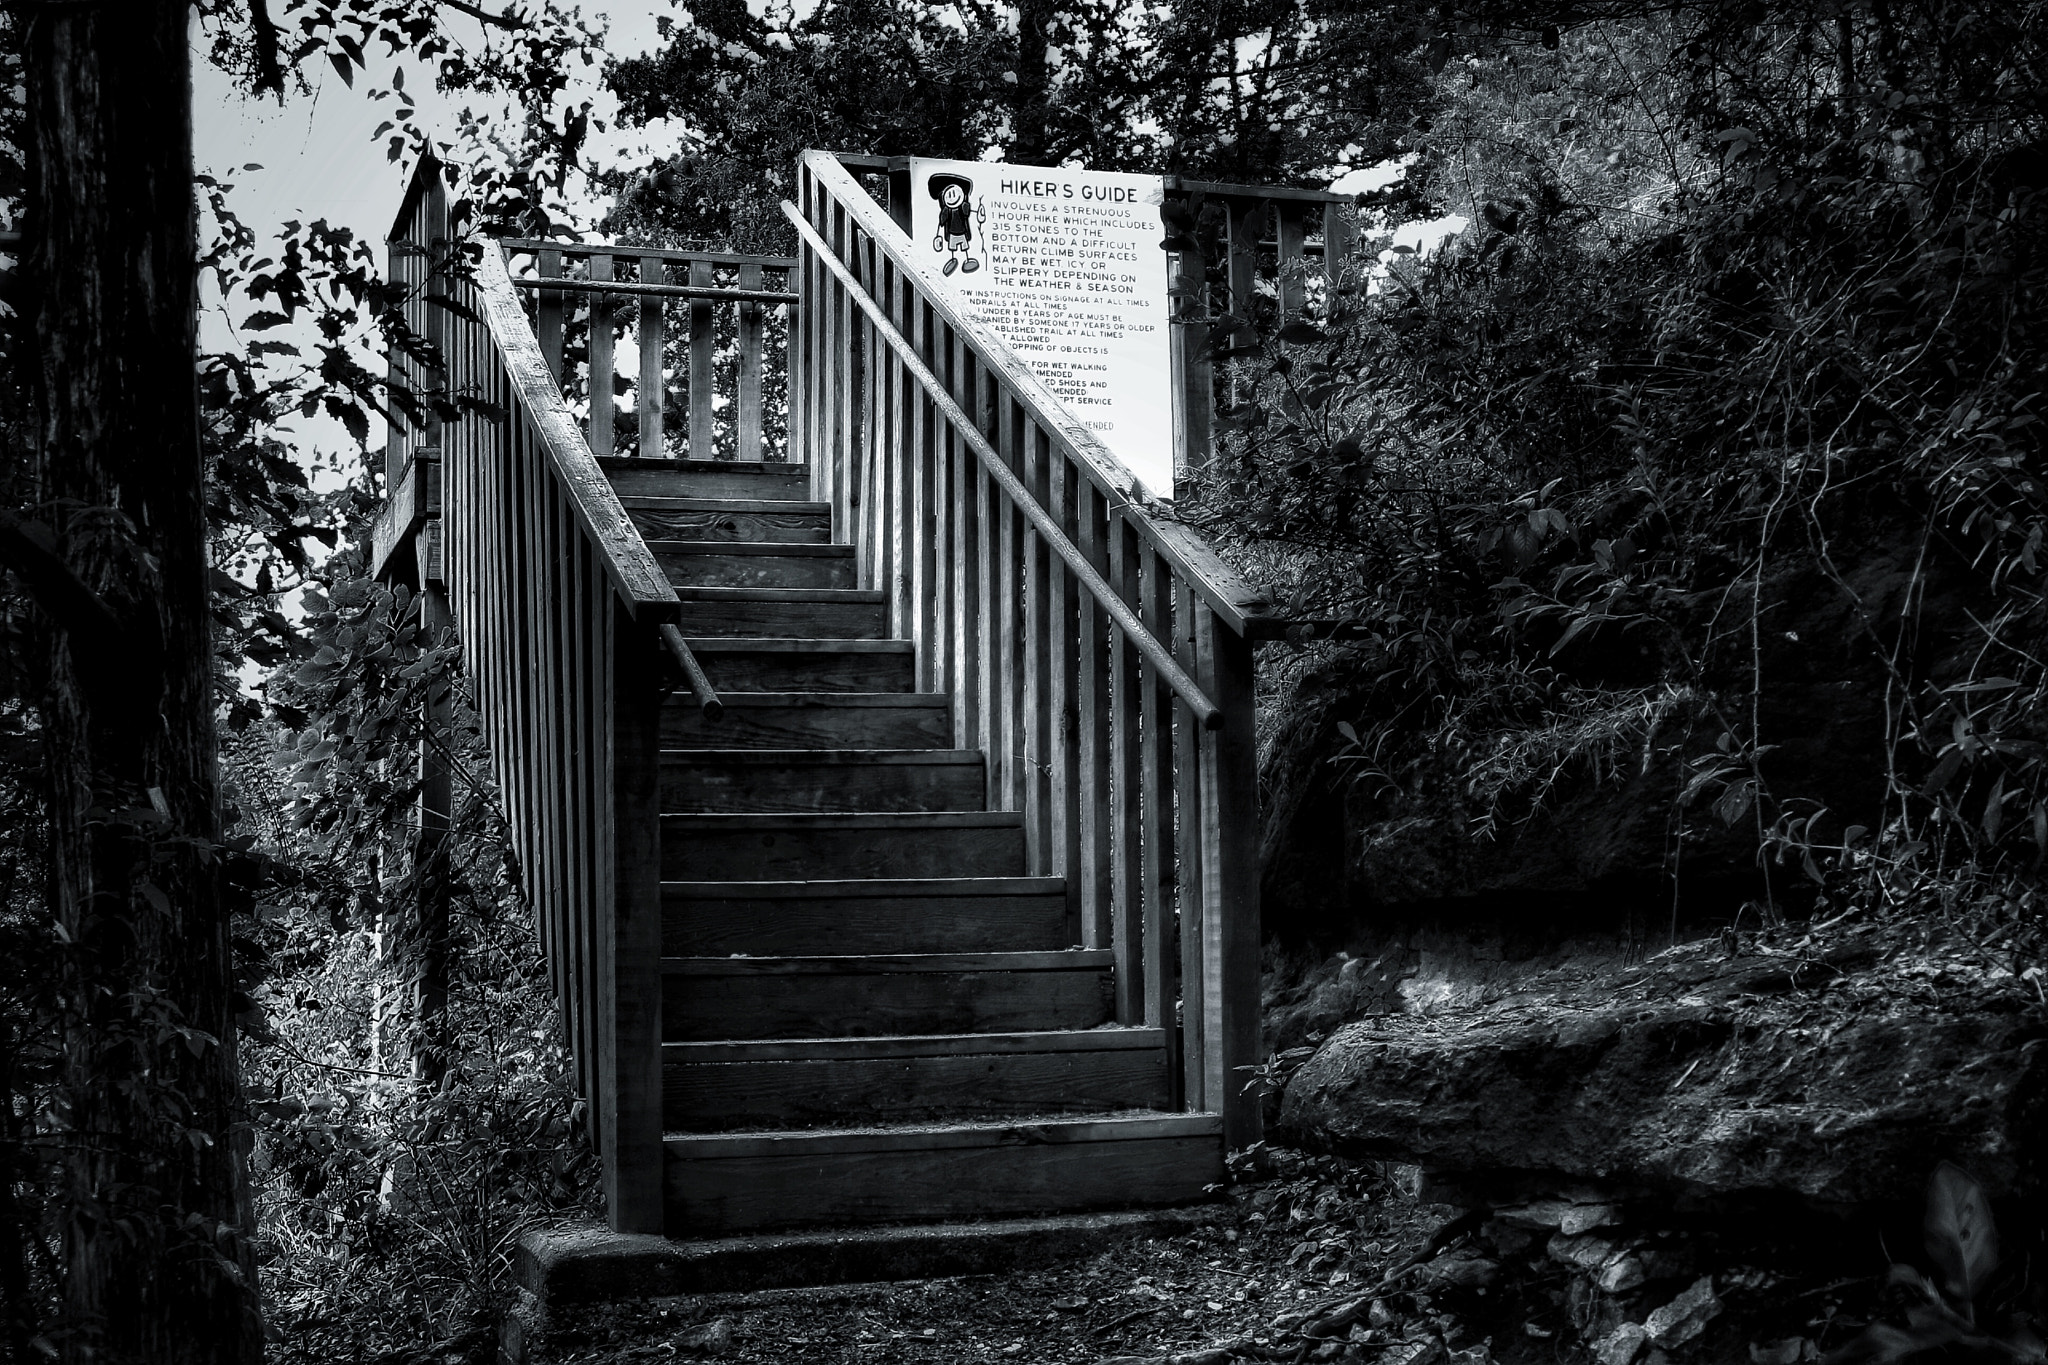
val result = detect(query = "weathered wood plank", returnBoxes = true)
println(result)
[660,692,950,750]
[668,1027,1164,1063]
[537,247,565,382]
[662,966,1111,1041]
[639,255,667,458]
[665,1118,1223,1232]
[1198,607,1263,1150]
[737,261,764,460]
[659,748,984,815]
[689,258,715,458]
[662,877,1068,957]
[651,542,855,590]
[599,456,810,502]
[673,638,914,694]
[663,950,1113,975]
[664,1043,1170,1131]
[658,810,1025,881]
[588,251,616,459]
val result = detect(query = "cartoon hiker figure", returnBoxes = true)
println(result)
[928,173,981,275]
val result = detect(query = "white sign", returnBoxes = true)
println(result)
[907,157,1175,498]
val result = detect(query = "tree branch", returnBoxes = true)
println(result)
[245,0,286,97]
[438,0,528,31]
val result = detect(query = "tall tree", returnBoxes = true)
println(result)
[18,0,262,1360]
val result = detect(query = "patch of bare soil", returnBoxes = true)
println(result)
[528,1145,2015,1365]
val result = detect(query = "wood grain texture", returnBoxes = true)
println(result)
[600,456,810,501]
[658,810,1026,880]
[665,1116,1222,1232]
[652,542,855,590]
[662,878,1069,956]
[661,692,950,750]
[662,965,1112,1041]
[624,498,831,545]
[670,590,887,640]
[664,1043,1170,1130]
[661,748,984,814]
[673,639,914,694]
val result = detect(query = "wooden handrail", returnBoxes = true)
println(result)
[659,623,724,721]
[795,151,1280,640]
[512,276,799,305]
[470,244,679,620]
[501,238,798,269]
[782,199,1224,731]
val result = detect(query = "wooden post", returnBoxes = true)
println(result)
[537,247,565,381]
[639,255,667,458]
[1321,201,1356,313]
[689,258,716,458]
[1275,203,1307,318]
[1198,610,1262,1149]
[738,261,764,460]
[588,252,615,458]
[602,606,665,1234]
[1169,249,1214,482]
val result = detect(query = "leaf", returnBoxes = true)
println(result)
[1277,322,1326,345]
[1924,1161,1998,1305]
[1921,748,1967,798]
[1982,774,2006,844]
[329,51,354,87]
[242,311,292,331]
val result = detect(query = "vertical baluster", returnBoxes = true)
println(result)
[911,298,939,690]
[576,535,603,1150]
[1276,202,1307,318]
[925,313,951,699]
[950,336,980,754]
[1021,424,1052,877]
[1322,200,1355,313]
[1048,451,1081,939]
[540,479,570,1100]
[1197,607,1262,1149]
[689,259,715,458]
[638,256,667,459]
[538,248,565,381]
[831,201,855,536]
[1170,576,1206,1112]
[588,252,615,458]
[738,261,764,460]
[1076,482,1115,962]
[1169,248,1214,483]
[883,263,908,640]
[1126,524,1176,1092]
[1225,202,1262,408]
[601,601,665,1235]
[994,396,1022,814]
[974,366,1000,807]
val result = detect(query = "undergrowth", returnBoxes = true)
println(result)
[1184,3,2048,952]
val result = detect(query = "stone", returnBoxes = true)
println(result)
[1560,1204,1624,1236]
[1548,1234,1618,1270]
[1277,938,2048,1205]
[1644,1277,1721,1348]
[1597,1255,1647,1295]
[677,1317,733,1356]
[1384,1340,1447,1365]
[1417,1249,1500,1289]
[1595,1323,1649,1365]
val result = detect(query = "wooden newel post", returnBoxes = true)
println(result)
[602,606,666,1233]
[1198,609,1262,1150]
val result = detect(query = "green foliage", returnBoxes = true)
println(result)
[600,0,1435,251]
[1185,4,2048,926]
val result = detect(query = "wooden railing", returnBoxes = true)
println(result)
[497,241,797,463]
[383,160,670,1234]
[789,150,1280,1147]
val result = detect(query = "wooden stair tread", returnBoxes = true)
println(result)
[602,456,808,476]
[665,1112,1220,1154]
[682,638,911,656]
[662,950,1111,975]
[621,496,831,514]
[672,585,882,602]
[663,811,1019,829]
[662,748,980,765]
[667,1028,1166,1062]
[670,692,943,708]
[646,540,853,558]
[663,876,1063,896]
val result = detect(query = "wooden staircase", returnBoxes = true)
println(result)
[373,149,1346,1244]
[609,454,1218,1233]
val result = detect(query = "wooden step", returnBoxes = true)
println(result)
[681,639,914,694]
[661,750,985,814]
[624,496,831,544]
[674,587,886,639]
[662,949,1114,1042]
[663,693,950,750]
[652,541,856,590]
[660,812,1023,880]
[662,877,1070,956]
[664,1114,1224,1233]
[601,456,809,501]
[663,1028,1171,1131]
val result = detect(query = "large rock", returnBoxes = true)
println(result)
[1277,931,2048,1205]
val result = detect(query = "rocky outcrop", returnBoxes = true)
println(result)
[1277,929,2048,1206]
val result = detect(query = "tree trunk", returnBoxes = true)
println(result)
[1011,0,1054,164]
[24,2,263,1361]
